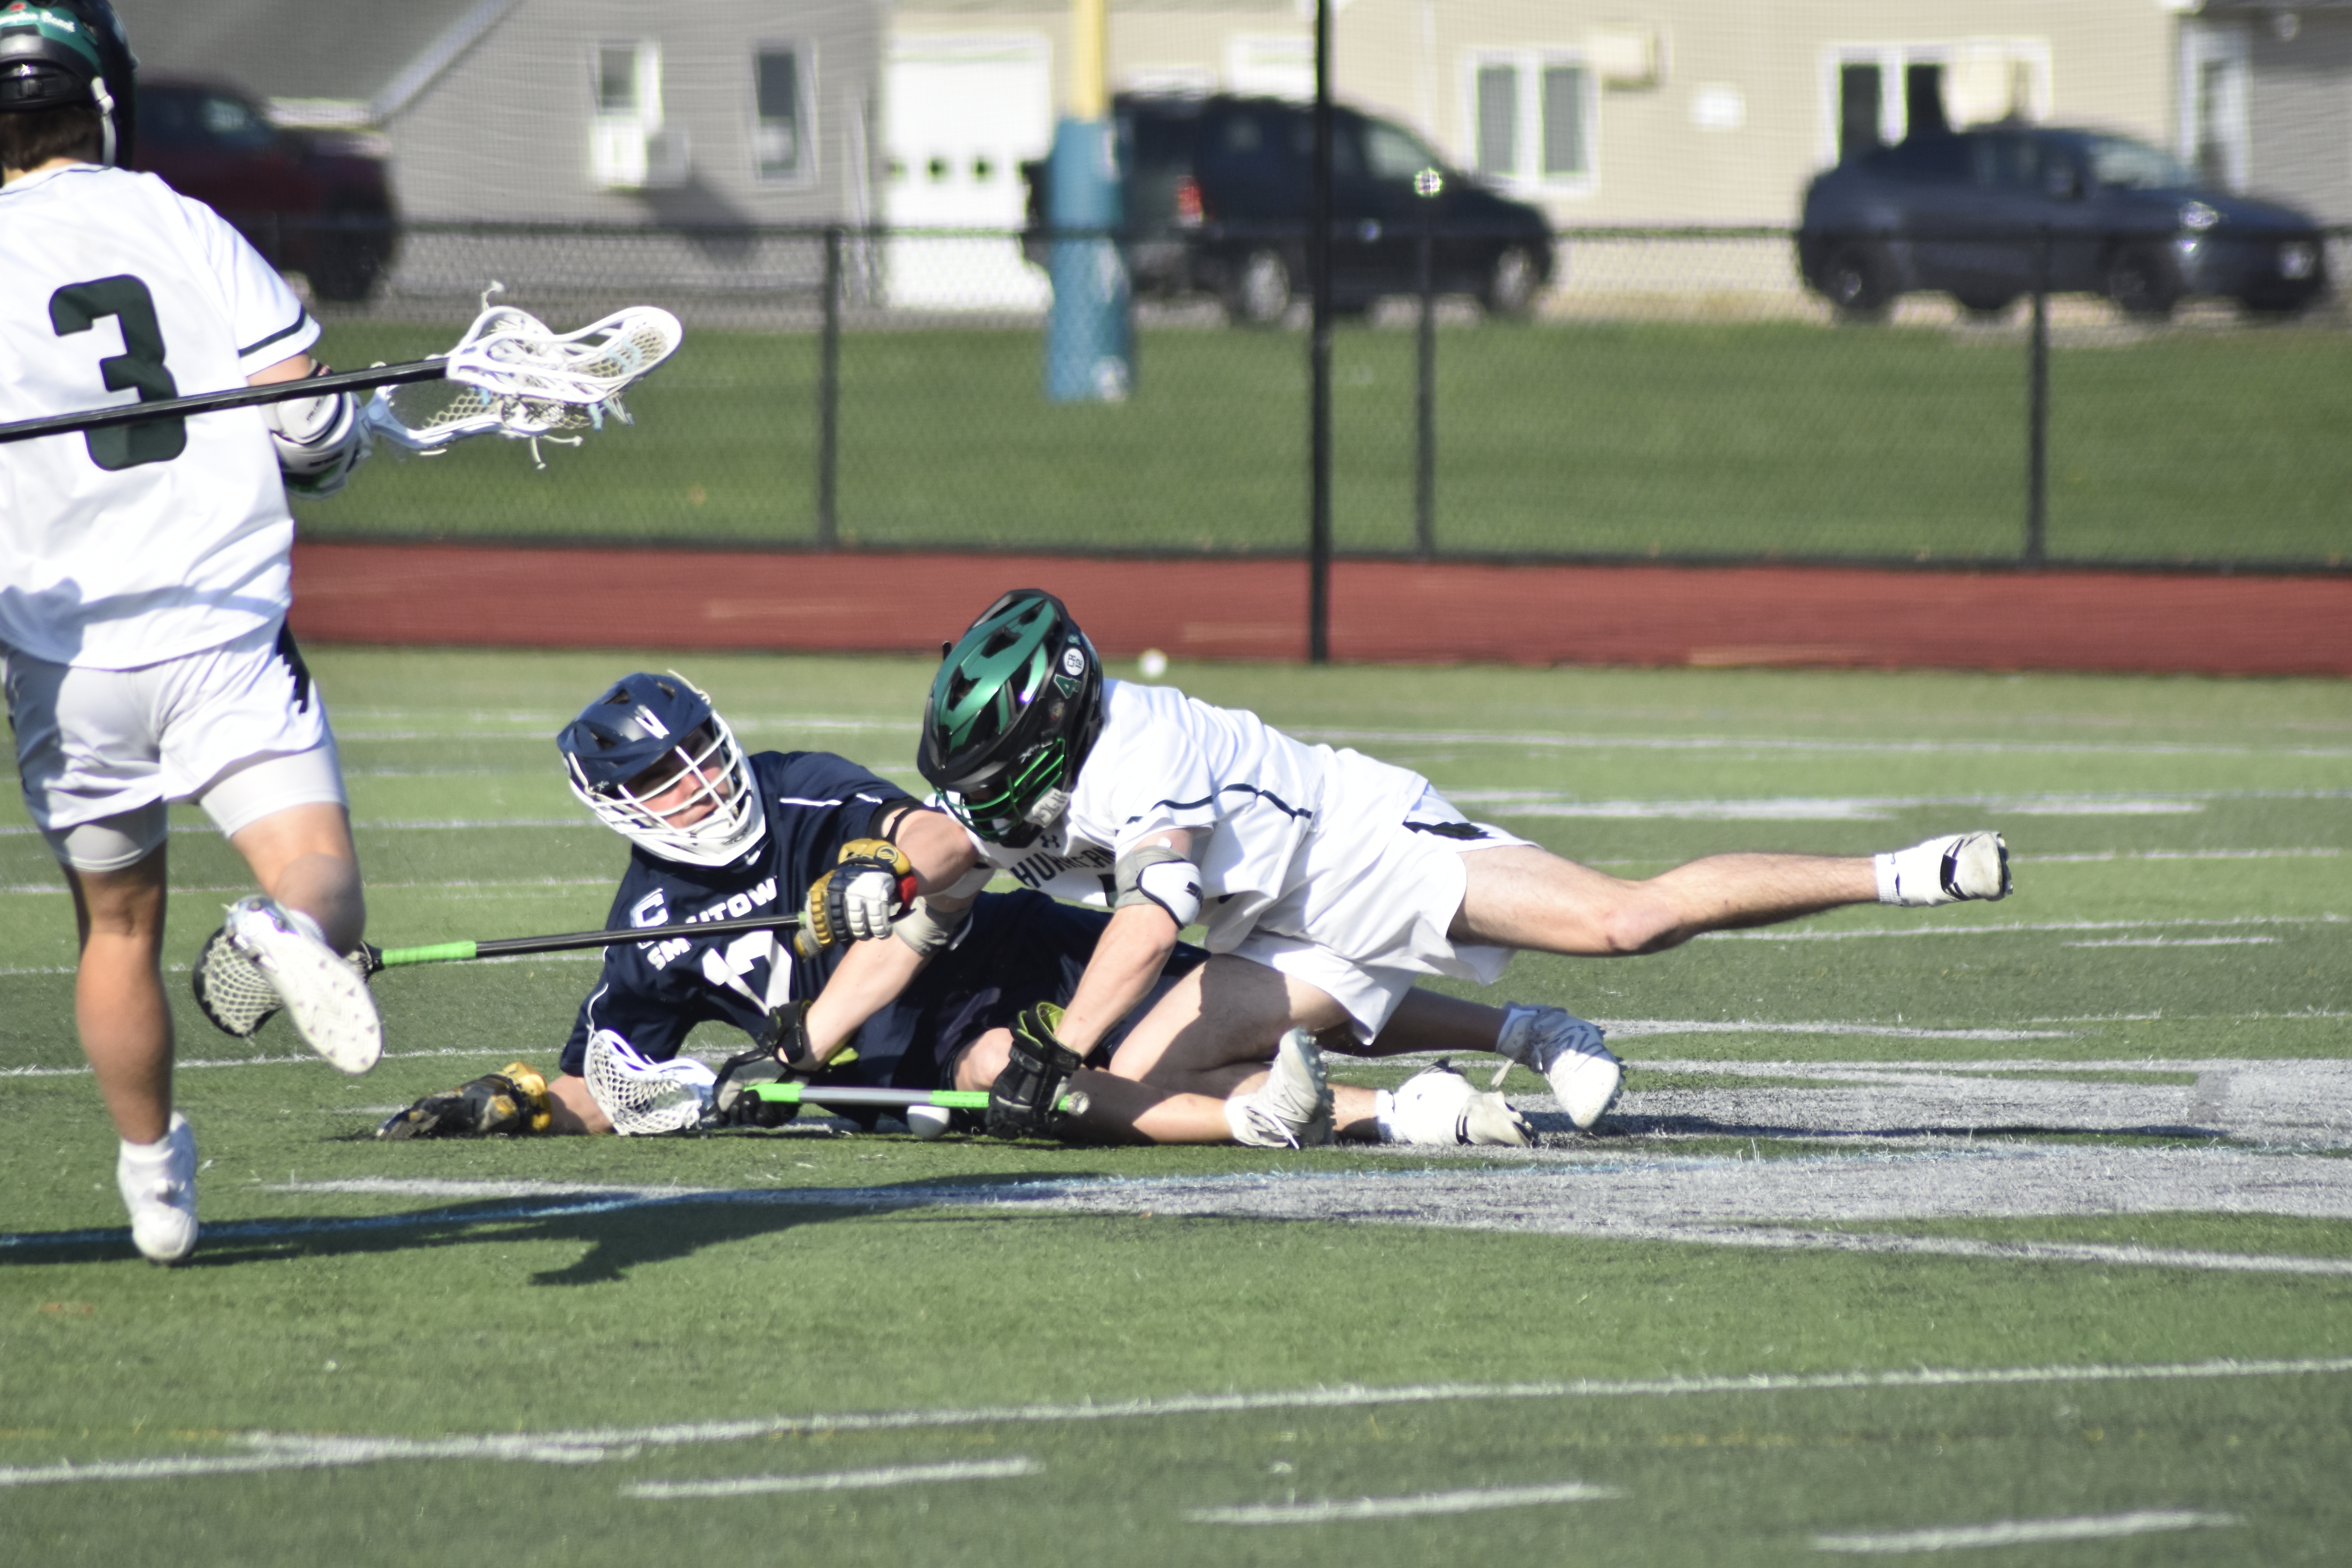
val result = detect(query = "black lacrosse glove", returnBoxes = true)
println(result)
[710,1002,865,1127]
[797,838,919,955]
[986,1003,1089,1140]
[376,1062,553,1139]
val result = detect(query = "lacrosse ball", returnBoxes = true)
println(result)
[906,1103,952,1140]
[1138,649,1169,679]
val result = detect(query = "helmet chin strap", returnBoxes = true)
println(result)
[91,78,115,165]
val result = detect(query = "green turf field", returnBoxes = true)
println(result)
[3,650,2349,1564]
[295,318,2352,566]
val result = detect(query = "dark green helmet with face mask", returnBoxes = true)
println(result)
[917,589,1104,848]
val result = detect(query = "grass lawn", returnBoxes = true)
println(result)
[2,650,2348,1564]
[297,318,2352,566]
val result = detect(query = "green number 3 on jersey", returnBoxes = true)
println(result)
[49,274,186,471]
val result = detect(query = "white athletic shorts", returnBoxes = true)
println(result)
[1228,760,1532,1041]
[4,620,345,872]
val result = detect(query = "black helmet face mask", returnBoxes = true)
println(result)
[917,590,1104,849]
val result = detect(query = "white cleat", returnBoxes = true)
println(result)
[1380,1062,1534,1147]
[117,1112,198,1265]
[1877,831,2012,907]
[1497,1004,1622,1131]
[225,895,382,1074]
[1227,1028,1335,1148]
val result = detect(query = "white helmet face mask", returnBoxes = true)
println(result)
[566,713,765,867]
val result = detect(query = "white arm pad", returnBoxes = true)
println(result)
[892,897,973,958]
[1115,841,1203,928]
[262,372,369,497]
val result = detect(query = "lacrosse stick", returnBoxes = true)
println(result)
[0,289,682,470]
[194,909,805,1039]
[742,1084,1085,1114]
[361,294,684,467]
[586,1029,719,1136]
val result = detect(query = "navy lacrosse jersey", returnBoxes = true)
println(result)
[558,749,907,1075]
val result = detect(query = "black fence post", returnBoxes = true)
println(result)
[1307,0,1334,663]
[1414,219,1436,559]
[817,224,842,550]
[2025,225,2049,568]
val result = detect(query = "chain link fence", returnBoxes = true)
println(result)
[294,219,2352,572]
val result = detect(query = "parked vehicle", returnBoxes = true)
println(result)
[133,77,399,302]
[1797,124,2328,321]
[1024,94,1555,324]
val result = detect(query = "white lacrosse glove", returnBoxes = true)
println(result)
[263,365,371,497]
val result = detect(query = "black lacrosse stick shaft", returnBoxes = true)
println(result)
[0,360,451,447]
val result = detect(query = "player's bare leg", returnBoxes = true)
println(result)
[953,1027,1238,1143]
[66,848,175,1146]
[1451,844,1878,956]
[230,800,365,951]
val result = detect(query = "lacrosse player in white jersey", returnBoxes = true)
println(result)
[1,1,384,1265]
[894,590,2014,1142]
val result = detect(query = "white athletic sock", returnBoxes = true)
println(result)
[1873,850,1902,904]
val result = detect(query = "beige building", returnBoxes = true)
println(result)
[889,1,2200,226]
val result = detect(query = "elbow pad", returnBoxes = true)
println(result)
[1114,840,1202,928]
[263,367,370,497]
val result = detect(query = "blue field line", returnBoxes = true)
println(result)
[0,1147,2086,1256]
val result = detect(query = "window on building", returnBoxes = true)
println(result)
[753,47,808,180]
[592,40,685,188]
[1467,52,1593,192]
[1828,41,2048,167]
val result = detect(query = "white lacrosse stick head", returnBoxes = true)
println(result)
[584,1029,717,1136]
[363,294,684,465]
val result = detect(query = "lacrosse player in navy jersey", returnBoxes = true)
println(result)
[1,2,387,1265]
[872,590,2016,1145]
[381,670,1534,1148]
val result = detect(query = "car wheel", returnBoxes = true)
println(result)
[1225,249,1292,326]
[2104,245,2180,321]
[309,216,389,303]
[1480,245,1541,318]
[1820,245,1892,320]
[1953,290,2018,321]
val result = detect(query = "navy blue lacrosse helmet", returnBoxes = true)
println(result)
[556,671,764,867]
[0,2,137,166]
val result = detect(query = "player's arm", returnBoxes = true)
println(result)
[251,351,369,497]
[1049,828,1200,1058]
[802,802,987,952]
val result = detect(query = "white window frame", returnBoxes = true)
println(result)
[2178,20,2250,191]
[1818,40,2052,168]
[750,40,817,186]
[1460,49,1598,196]
[591,39,687,189]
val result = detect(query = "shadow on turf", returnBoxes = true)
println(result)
[0,1173,1074,1283]
[1595,1112,2229,1143]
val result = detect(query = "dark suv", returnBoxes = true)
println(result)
[1025,94,1555,323]
[134,77,399,302]
[1797,124,2327,320]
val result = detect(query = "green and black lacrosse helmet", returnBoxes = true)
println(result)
[0,1,137,166]
[918,589,1104,848]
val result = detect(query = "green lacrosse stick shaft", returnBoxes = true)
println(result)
[372,909,804,969]
[743,1083,1084,1113]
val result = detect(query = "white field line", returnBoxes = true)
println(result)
[0,878,611,897]
[1,1359,2344,1490]
[1813,1509,2238,1553]
[1706,915,2346,943]
[1189,1480,1620,1524]
[1595,1021,2074,1041]
[2066,937,2278,948]
[1295,726,2352,761]
[334,715,918,741]
[2032,848,2343,862]
[625,1456,1040,1500]
[1465,797,2204,821]
[0,1042,589,1079]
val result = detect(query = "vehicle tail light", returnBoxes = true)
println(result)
[1174,174,1205,227]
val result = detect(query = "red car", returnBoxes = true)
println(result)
[133,76,398,302]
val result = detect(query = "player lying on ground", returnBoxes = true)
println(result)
[855,589,2014,1142]
[377,671,1546,1147]
[0,2,388,1265]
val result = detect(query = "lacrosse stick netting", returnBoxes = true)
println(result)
[584,1028,717,1135]
[362,292,683,466]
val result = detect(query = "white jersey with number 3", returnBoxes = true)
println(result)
[968,679,1426,952]
[0,164,320,669]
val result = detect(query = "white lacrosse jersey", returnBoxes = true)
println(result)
[0,164,319,668]
[967,679,1425,952]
